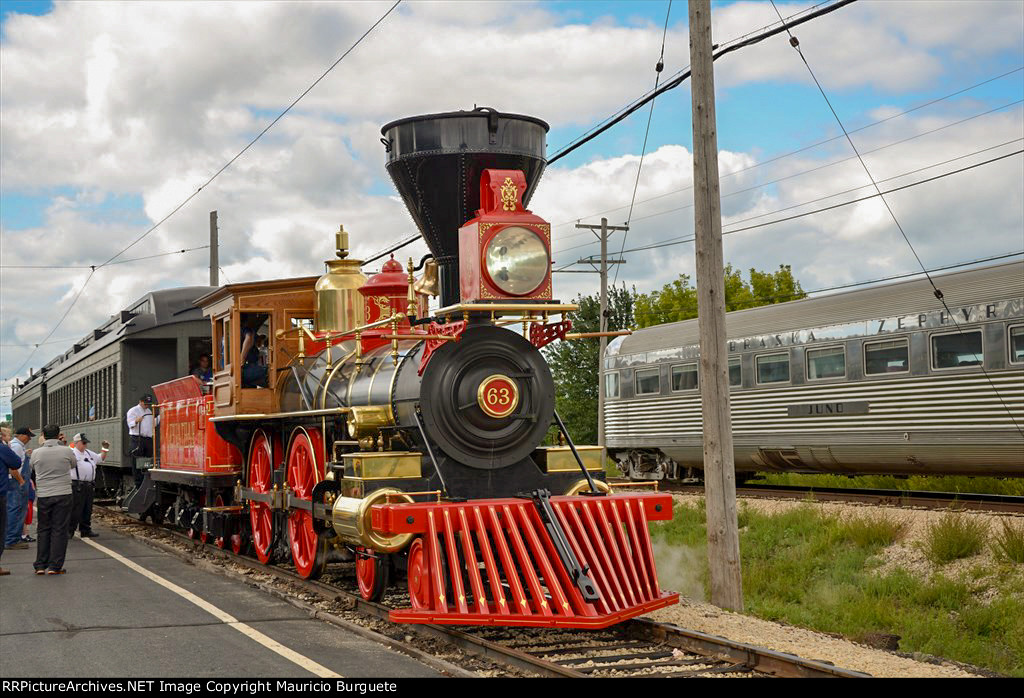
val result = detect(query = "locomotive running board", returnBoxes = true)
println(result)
[373,493,679,628]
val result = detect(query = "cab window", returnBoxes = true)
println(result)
[240,312,271,388]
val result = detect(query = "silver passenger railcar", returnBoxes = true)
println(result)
[10,287,214,495]
[604,261,1024,479]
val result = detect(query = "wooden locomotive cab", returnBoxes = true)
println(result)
[195,277,319,417]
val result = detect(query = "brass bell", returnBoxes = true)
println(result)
[412,258,439,297]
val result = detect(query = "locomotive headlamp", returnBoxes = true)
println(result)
[484,226,548,296]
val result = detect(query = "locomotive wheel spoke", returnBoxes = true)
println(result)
[406,538,431,610]
[356,547,389,602]
[287,428,327,580]
[248,430,276,565]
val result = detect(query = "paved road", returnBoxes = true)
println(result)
[0,519,441,678]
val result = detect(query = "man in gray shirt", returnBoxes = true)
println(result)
[30,424,75,574]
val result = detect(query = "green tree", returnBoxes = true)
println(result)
[634,264,806,328]
[544,285,636,444]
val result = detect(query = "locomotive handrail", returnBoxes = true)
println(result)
[564,330,633,340]
[434,302,579,318]
[209,406,351,422]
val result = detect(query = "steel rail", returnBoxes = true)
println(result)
[96,503,874,677]
[635,481,1024,514]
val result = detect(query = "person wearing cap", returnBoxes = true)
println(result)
[69,433,107,539]
[29,424,74,575]
[126,395,159,482]
[5,427,34,549]
[0,433,27,575]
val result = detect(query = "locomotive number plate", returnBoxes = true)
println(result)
[477,374,519,418]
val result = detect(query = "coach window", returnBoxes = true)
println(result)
[931,330,983,369]
[1009,325,1024,364]
[756,353,790,384]
[806,346,846,380]
[671,363,698,391]
[864,338,909,375]
[728,357,742,387]
[604,372,620,399]
[635,368,661,396]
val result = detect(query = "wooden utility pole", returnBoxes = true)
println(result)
[573,218,628,447]
[688,0,743,611]
[209,210,219,287]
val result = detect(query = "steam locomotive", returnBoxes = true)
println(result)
[127,109,678,628]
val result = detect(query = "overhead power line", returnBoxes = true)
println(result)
[553,98,1024,254]
[355,0,859,267]
[552,63,1024,231]
[606,148,1023,257]
[632,250,1024,323]
[615,0,673,285]
[1,245,211,270]
[554,143,1024,261]
[3,2,402,381]
[767,0,1022,437]
[546,0,859,166]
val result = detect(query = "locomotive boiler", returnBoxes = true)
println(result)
[134,108,678,628]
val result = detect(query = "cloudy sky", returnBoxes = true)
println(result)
[1,0,1022,416]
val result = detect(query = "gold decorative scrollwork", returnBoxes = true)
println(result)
[500,177,517,212]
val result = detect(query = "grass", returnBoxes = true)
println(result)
[751,472,1024,497]
[651,502,1024,676]
[922,513,989,564]
[992,519,1024,564]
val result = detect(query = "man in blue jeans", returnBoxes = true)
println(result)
[6,427,34,549]
[0,436,27,576]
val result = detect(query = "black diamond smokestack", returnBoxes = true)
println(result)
[381,108,549,308]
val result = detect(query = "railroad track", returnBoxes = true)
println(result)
[612,481,1024,514]
[95,504,869,678]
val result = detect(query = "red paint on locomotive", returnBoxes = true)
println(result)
[152,376,241,473]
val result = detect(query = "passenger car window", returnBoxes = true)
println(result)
[864,338,909,374]
[635,368,661,395]
[806,346,846,380]
[931,331,983,369]
[604,372,620,398]
[756,353,790,384]
[1010,325,1024,364]
[729,357,741,387]
[671,363,698,391]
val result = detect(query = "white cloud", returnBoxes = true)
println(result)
[1,0,1022,415]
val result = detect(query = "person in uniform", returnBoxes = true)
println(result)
[5,427,34,549]
[126,394,158,482]
[30,424,75,575]
[69,433,107,538]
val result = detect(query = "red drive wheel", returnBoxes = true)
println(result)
[356,547,389,602]
[406,538,431,610]
[248,430,276,564]
[286,428,328,580]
